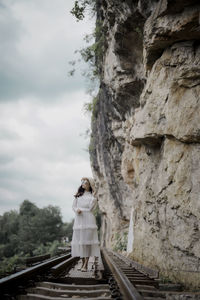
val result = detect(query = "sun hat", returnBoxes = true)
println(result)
[81,177,96,193]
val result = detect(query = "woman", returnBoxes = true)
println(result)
[71,177,101,272]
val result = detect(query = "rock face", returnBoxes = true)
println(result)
[89,0,200,288]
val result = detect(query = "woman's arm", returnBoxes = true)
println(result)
[72,197,80,214]
[89,195,98,211]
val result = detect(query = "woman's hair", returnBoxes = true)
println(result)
[74,184,93,198]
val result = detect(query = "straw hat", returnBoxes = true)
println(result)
[81,177,96,193]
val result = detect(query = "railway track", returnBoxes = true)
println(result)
[0,247,199,300]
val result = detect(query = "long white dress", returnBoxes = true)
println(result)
[71,191,101,258]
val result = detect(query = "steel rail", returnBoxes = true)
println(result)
[101,247,144,300]
[0,253,71,291]
[1,248,196,299]
[109,249,159,279]
[51,256,78,277]
[25,254,51,266]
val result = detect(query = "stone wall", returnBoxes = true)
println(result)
[89,0,200,288]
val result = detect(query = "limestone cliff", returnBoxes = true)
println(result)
[89,0,200,289]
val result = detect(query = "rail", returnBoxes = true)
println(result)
[0,247,199,299]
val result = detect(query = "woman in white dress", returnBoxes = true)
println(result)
[71,177,101,272]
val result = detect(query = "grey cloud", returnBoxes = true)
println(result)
[0,0,94,102]
[0,128,20,140]
[0,154,15,165]
[0,0,94,221]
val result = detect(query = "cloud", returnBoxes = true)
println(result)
[0,0,95,222]
[0,0,95,101]
[0,92,93,220]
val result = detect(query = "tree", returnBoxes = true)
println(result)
[62,219,74,242]
[0,210,19,256]
[33,205,63,245]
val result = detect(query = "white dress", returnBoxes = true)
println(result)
[71,191,101,258]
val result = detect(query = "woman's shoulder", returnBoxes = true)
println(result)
[83,192,93,197]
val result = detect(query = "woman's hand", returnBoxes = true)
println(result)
[77,209,82,214]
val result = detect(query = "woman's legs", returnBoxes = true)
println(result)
[77,257,85,270]
[81,256,89,271]
[84,257,89,268]
[81,257,85,267]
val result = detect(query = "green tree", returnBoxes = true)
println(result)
[0,210,19,257]
[19,199,39,217]
[0,200,66,276]
[18,200,40,255]
[62,219,74,242]
[34,205,63,245]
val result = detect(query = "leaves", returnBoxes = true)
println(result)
[70,0,86,21]
[0,200,64,257]
[70,0,96,21]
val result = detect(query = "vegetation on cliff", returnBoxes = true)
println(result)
[69,0,107,121]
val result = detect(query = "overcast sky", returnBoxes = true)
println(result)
[0,0,96,222]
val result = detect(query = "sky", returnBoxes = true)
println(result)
[0,0,96,222]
